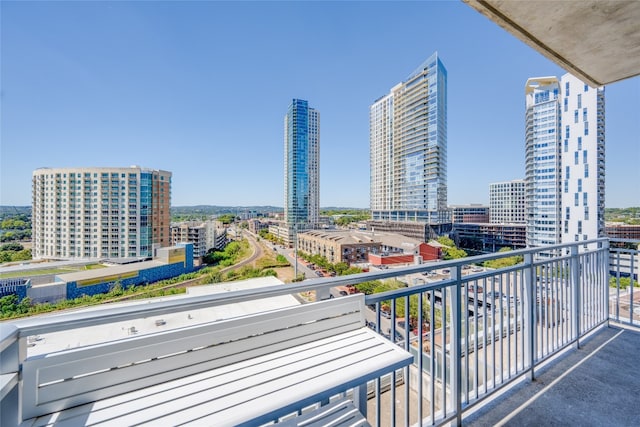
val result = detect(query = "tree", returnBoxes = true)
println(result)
[217,214,236,224]
[437,236,468,260]
[483,247,523,269]
[11,249,32,262]
[0,242,24,252]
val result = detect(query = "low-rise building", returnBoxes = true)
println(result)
[453,223,526,252]
[605,223,640,240]
[296,229,441,266]
[170,221,226,258]
[450,204,490,224]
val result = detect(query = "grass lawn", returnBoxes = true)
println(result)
[0,263,106,279]
[0,268,75,279]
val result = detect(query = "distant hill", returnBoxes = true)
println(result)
[171,206,369,216]
[0,206,31,216]
[0,205,368,216]
[171,206,283,216]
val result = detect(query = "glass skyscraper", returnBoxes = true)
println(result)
[370,52,449,225]
[284,99,319,233]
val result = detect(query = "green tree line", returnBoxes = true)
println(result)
[0,243,32,263]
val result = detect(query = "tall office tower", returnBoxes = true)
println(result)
[490,179,526,224]
[284,99,320,235]
[32,166,171,260]
[524,74,605,253]
[370,52,449,226]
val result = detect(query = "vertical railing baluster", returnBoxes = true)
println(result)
[450,265,462,426]
[524,253,535,380]
[429,289,435,426]
[417,291,424,425]
[390,298,397,425]
[602,240,610,327]
[570,244,581,348]
[403,295,409,427]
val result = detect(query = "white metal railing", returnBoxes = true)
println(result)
[1,237,638,427]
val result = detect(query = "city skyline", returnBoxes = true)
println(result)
[2,2,639,209]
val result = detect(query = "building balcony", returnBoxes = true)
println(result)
[1,238,639,426]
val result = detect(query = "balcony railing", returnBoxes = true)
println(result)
[1,238,638,426]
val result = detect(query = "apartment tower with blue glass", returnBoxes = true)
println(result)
[524,74,605,253]
[32,166,171,260]
[284,99,319,236]
[370,52,449,233]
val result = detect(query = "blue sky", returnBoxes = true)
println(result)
[2,1,639,209]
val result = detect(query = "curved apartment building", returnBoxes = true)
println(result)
[32,166,171,260]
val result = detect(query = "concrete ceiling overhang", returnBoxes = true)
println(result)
[463,0,640,86]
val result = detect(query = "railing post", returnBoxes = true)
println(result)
[523,253,536,380]
[0,324,24,426]
[450,266,462,426]
[570,245,581,349]
[602,240,610,327]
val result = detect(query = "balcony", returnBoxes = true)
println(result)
[1,238,638,426]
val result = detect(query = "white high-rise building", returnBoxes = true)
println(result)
[370,52,449,225]
[490,180,525,224]
[560,74,606,247]
[524,74,605,253]
[525,76,561,249]
[284,99,319,234]
[32,166,172,260]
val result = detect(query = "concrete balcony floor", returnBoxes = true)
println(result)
[463,323,640,427]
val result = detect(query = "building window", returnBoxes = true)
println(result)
[584,84,589,92]
[566,207,570,220]
[565,81,570,96]
[577,94,582,109]
[584,163,589,178]
[583,150,588,164]
[564,180,569,193]
[584,121,589,135]
[565,125,570,138]
[575,193,579,206]
[578,220,582,234]
[575,151,579,165]
[583,108,588,122]
[563,98,568,112]
[583,192,588,206]
[574,110,579,123]
[578,179,582,192]
[585,206,589,220]
[577,137,582,150]
[564,139,568,152]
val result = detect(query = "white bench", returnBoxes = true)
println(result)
[18,294,413,426]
